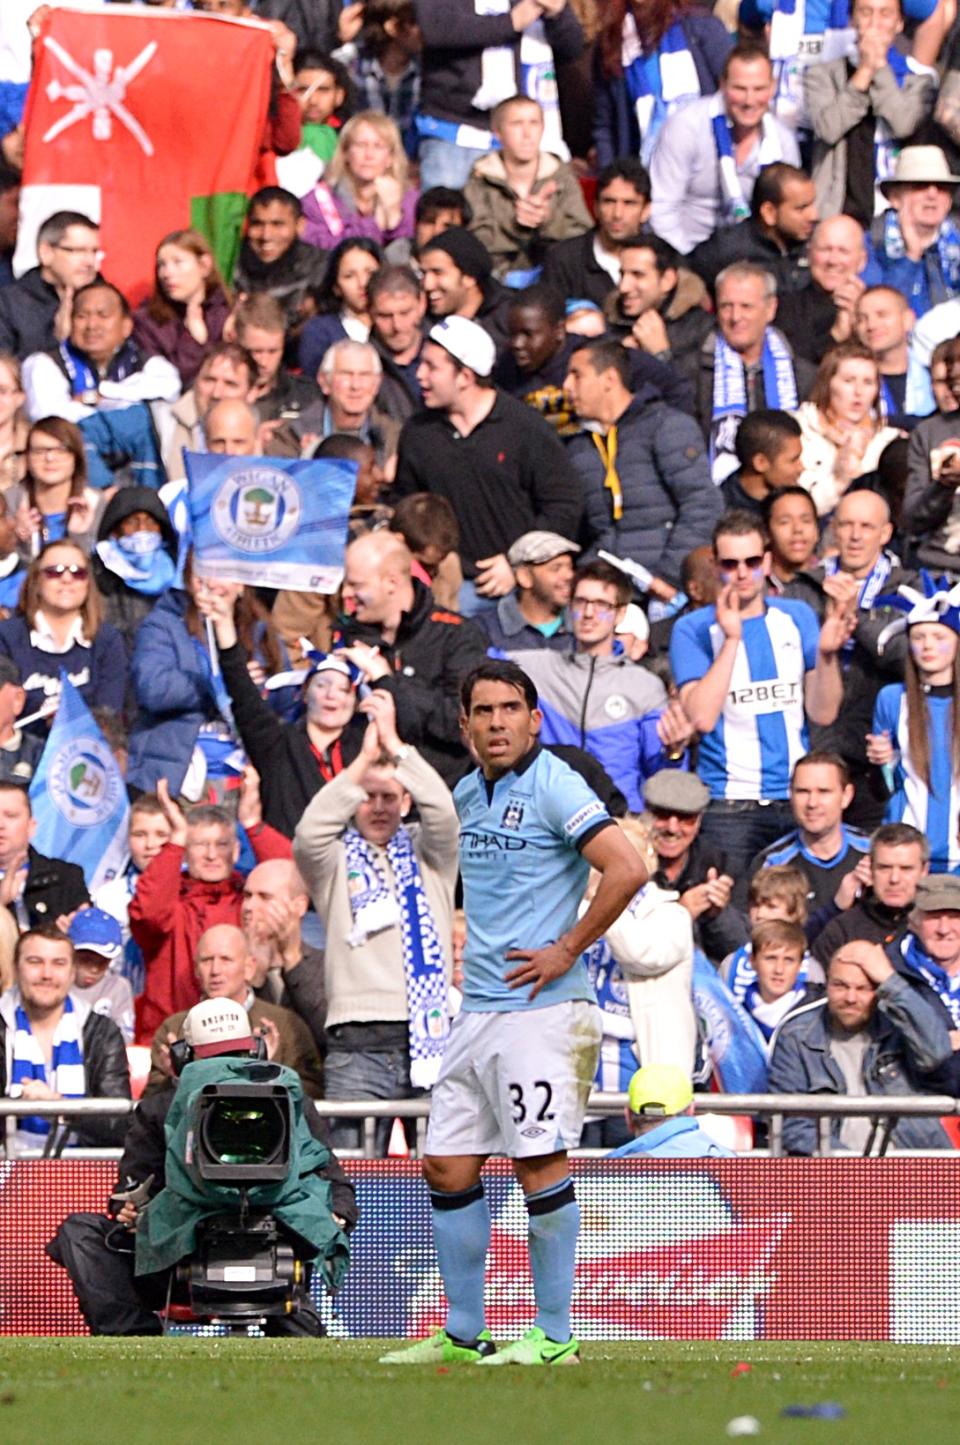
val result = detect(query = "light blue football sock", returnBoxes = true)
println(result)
[430,1183,490,1342]
[525,1177,578,1343]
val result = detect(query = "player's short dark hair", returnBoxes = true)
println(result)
[368,263,422,306]
[573,559,632,608]
[570,337,632,389]
[415,186,472,228]
[392,492,459,556]
[619,232,680,275]
[761,484,817,527]
[870,822,929,861]
[721,41,773,81]
[14,924,73,968]
[73,279,132,320]
[460,659,538,714]
[248,186,302,220]
[792,750,850,788]
[751,163,809,219]
[735,409,802,469]
[596,158,651,201]
[712,510,770,550]
[38,211,98,247]
[507,282,566,325]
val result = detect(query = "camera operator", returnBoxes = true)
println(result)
[47,999,357,1337]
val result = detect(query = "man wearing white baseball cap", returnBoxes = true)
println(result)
[394,315,583,618]
[864,146,960,319]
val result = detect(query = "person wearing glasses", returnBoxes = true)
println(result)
[563,338,721,606]
[516,560,690,813]
[0,538,126,734]
[4,416,106,560]
[0,210,100,361]
[669,509,854,902]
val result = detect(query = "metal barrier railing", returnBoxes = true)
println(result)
[2,1092,958,1160]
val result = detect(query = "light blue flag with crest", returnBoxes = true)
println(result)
[185,451,357,592]
[29,676,129,893]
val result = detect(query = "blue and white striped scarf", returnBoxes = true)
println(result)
[621,15,701,166]
[344,825,449,1087]
[902,934,960,1026]
[769,0,852,127]
[10,994,85,1142]
[823,551,892,659]
[710,329,799,482]
[709,91,786,228]
[879,208,960,305]
[726,942,811,1042]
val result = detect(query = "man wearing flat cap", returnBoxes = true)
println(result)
[417,227,513,357]
[393,316,583,619]
[644,768,747,962]
[862,146,960,320]
[477,530,578,656]
[889,873,960,1094]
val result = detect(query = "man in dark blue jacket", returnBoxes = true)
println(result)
[563,338,721,594]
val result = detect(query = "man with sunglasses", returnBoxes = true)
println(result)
[516,560,689,813]
[670,509,854,903]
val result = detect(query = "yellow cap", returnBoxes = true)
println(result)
[627,1064,694,1118]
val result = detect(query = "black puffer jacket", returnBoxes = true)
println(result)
[0,999,130,1147]
[568,387,722,586]
[334,579,488,788]
[91,487,180,655]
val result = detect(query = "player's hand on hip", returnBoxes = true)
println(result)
[504,939,577,998]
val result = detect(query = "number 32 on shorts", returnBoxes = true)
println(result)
[508,1080,555,1124]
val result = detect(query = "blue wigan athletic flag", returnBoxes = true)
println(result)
[185,451,357,592]
[29,676,129,892]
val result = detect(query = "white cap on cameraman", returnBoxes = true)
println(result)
[427,315,496,379]
[182,998,254,1059]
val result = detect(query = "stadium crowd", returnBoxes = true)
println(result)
[4,0,960,1172]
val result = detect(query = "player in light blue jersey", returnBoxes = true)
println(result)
[670,509,852,897]
[381,660,645,1369]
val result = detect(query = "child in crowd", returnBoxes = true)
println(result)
[735,919,816,1046]
[68,907,136,1044]
[94,793,172,999]
[721,866,824,1031]
[464,95,592,286]
[720,409,805,515]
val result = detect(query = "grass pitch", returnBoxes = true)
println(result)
[0,1340,955,1445]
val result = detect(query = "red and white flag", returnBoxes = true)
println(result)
[15,5,274,302]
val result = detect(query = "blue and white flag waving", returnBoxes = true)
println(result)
[29,676,129,893]
[185,451,357,593]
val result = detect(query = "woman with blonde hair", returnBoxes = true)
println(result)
[793,339,902,518]
[0,537,126,728]
[133,229,231,387]
[301,110,418,252]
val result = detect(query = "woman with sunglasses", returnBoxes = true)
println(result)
[5,416,106,560]
[0,539,126,731]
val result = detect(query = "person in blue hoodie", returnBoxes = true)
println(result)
[607,1063,735,1158]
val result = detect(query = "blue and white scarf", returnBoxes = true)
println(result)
[868,47,934,189]
[879,208,960,307]
[9,994,85,1143]
[709,90,786,228]
[59,338,139,400]
[725,942,811,1043]
[95,533,176,598]
[621,15,701,166]
[710,329,799,482]
[344,825,449,1087]
[902,934,960,1026]
[823,551,892,659]
[583,936,638,1091]
[769,0,852,128]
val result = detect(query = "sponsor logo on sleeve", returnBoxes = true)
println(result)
[563,800,604,837]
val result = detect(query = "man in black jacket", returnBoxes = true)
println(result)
[0,781,89,929]
[233,187,326,337]
[541,158,651,308]
[393,315,583,617]
[812,823,928,966]
[418,227,512,358]
[0,924,130,1151]
[336,529,488,787]
[0,210,100,359]
[687,163,818,298]
[369,264,426,425]
[605,233,714,393]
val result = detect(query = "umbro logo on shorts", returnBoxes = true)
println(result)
[520,1125,547,1139]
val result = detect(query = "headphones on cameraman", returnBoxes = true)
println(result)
[169,1034,269,1077]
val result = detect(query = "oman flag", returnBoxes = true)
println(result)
[15,6,274,303]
